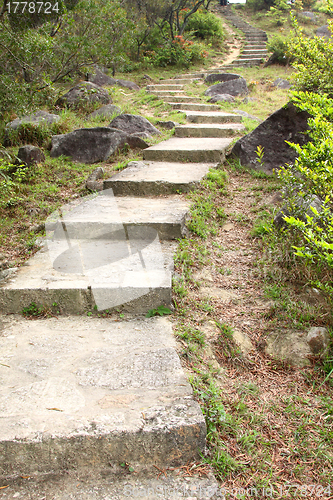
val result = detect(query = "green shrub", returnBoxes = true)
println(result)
[148,37,209,68]
[185,10,225,44]
[276,92,333,301]
[267,34,293,64]
[288,17,333,95]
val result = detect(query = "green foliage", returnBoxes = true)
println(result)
[147,36,209,68]
[185,10,225,43]
[146,305,172,317]
[288,17,333,95]
[3,120,69,147]
[276,92,333,301]
[0,158,29,208]
[267,34,292,64]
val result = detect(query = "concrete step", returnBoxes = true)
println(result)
[242,49,267,55]
[168,102,221,112]
[149,90,186,97]
[104,160,216,195]
[143,137,233,163]
[160,78,194,84]
[161,95,202,103]
[0,467,220,498]
[0,315,206,475]
[147,84,184,91]
[185,110,242,124]
[175,72,206,79]
[175,122,245,138]
[0,194,191,314]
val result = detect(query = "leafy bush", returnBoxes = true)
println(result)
[267,34,293,64]
[276,92,333,301]
[288,17,333,95]
[185,10,225,43]
[0,158,29,208]
[148,36,209,68]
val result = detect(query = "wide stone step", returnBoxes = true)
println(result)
[161,95,202,103]
[143,137,233,163]
[161,78,195,84]
[185,110,242,124]
[242,49,267,55]
[0,315,206,475]
[147,84,184,91]
[150,90,186,97]
[168,103,220,111]
[104,160,216,195]
[0,194,191,314]
[175,122,245,138]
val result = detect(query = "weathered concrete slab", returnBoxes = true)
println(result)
[147,84,184,91]
[175,123,244,138]
[0,315,206,475]
[168,103,220,112]
[48,194,190,240]
[0,240,176,314]
[185,110,242,124]
[104,160,216,195]
[0,466,220,499]
[161,95,202,103]
[143,137,233,163]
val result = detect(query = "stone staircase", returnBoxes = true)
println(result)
[0,75,244,491]
[218,5,268,69]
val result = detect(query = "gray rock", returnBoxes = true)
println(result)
[87,67,117,87]
[300,10,317,21]
[55,82,111,109]
[86,67,140,90]
[208,94,235,103]
[126,135,149,149]
[273,78,291,89]
[50,127,127,163]
[205,77,248,97]
[116,79,140,91]
[108,114,161,136]
[229,102,311,172]
[88,104,121,120]
[86,166,104,191]
[6,110,60,130]
[316,25,332,37]
[157,121,177,129]
[265,329,312,367]
[17,145,45,166]
[306,327,330,355]
[233,109,261,121]
[274,194,323,229]
[205,73,241,84]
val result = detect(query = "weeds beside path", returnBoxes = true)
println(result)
[172,163,333,496]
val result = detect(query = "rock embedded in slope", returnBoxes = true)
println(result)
[229,102,311,172]
[205,73,241,84]
[208,94,235,103]
[55,82,111,109]
[17,145,45,166]
[6,110,60,130]
[50,127,128,163]
[108,114,161,136]
[273,78,291,89]
[205,77,249,97]
[87,104,121,120]
[316,25,332,37]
